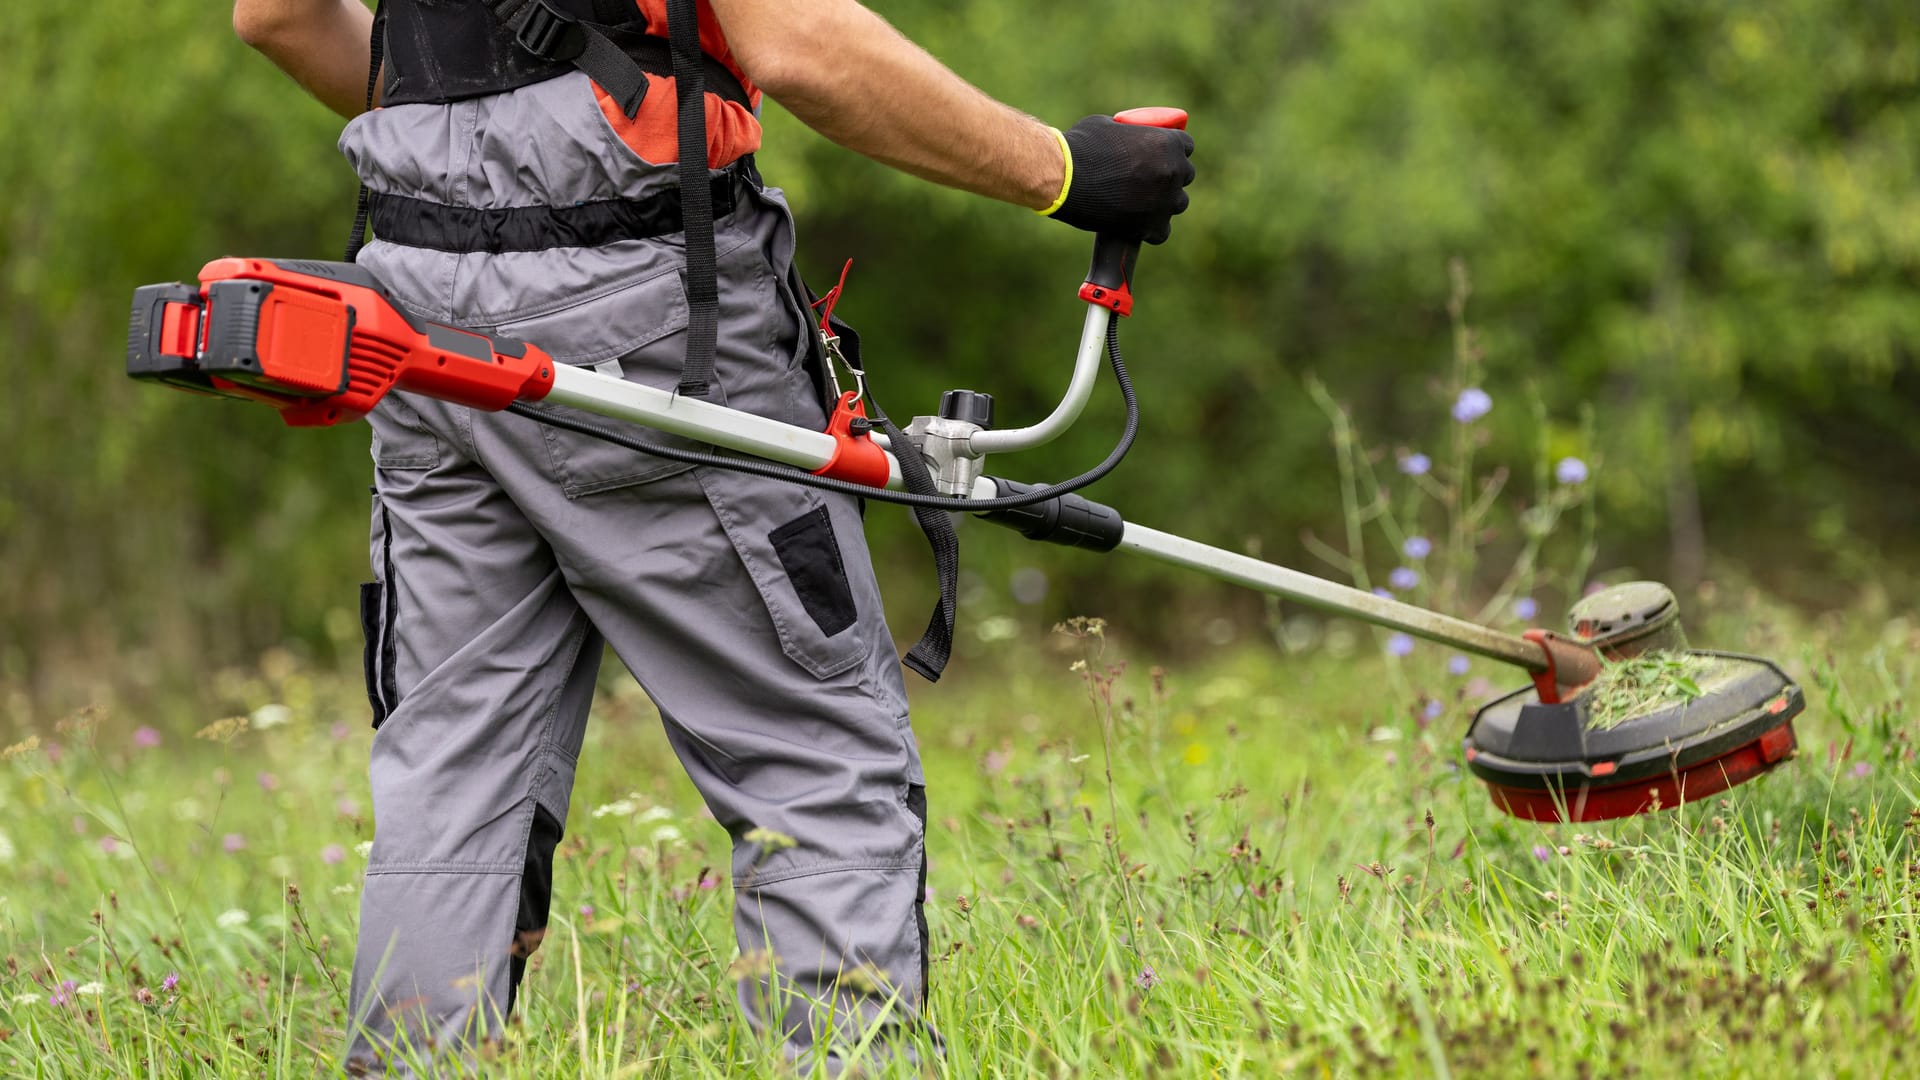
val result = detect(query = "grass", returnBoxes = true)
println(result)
[1582,651,1714,730]
[0,604,1917,1077]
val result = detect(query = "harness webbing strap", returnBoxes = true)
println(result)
[365,169,743,253]
[487,0,648,116]
[344,0,388,262]
[667,0,720,399]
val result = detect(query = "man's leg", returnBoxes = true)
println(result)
[480,416,929,1062]
[346,396,600,1071]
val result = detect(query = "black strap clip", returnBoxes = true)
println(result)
[501,0,587,62]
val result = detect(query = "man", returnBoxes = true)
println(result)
[231,0,1193,1070]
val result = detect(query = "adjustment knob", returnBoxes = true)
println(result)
[937,389,994,428]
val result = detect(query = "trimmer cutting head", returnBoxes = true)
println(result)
[1464,582,1804,822]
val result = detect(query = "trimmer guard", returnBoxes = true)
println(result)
[1464,651,1803,822]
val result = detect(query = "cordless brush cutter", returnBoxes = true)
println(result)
[125,108,1802,823]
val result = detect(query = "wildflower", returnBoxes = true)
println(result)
[1389,567,1420,591]
[1513,597,1539,621]
[1010,567,1049,605]
[12,993,40,1006]
[321,845,347,866]
[650,825,684,846]
[216,909,249,929]
[336,798,360,817]
[1555,457,1590,485]
[354,841,374,859]
[579,904,595,919]
[1,735,40,761]
[331,721,352,741]
[1452,388,1493,423]
[1386,633,1415,657]
[50,981,75,1007]
[743,827,798,852]
[161,972,179,993]
[591,799,638,819]
[1371,587,1393,600]
[256,772,280,793]
[1448,654,1471,677]
[1399,453,1431,476]
[74,982,103,997]
[1852,762,1873,779]
[1136,965,1160,991]
[1423,700,1443,721]
[250,704,292,729]
[1402,536,1433,560]
[134,987,155,1005]
[1532,845,1552,862]
[636,806,675,824]
[699,876,718,891]
[99,836,120,856]
[222,833,247,853]
[132,727,162,749]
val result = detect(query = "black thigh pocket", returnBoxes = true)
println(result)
[769,506,858,638]
[360,581,390,728]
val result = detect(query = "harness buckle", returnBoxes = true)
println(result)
[511,0,587,62]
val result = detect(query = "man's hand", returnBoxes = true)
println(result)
[1045,116,1195,245]
[232,0,375,119]
[712,0,1192,240]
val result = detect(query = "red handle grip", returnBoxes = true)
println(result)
[1113,107,1189,131]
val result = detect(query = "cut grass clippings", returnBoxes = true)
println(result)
[1583,649,1715,730]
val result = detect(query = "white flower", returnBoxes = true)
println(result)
[649,825,684,846]
[354,841,374,859]
[331,884,357,896]
[74,983,104,996]
[12,993,39,1006]
[591,799,637,819]
[0,828,14,864]
[636,806,675,824]
[250,704,293,729]
[171,798,205,822]
[216,909,249,929]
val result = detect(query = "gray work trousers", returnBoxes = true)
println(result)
[337,73,927,1072]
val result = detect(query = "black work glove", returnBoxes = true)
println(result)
[1044,115,1196,245]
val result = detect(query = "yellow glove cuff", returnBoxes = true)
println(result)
[1035,126,1073,217]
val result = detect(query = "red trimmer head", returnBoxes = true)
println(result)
[1463,583,1804,822]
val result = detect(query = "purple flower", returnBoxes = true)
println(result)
[1851,762,1873,778]
[579,904,595,919]
[1513,597,1539,621]
[132,726,162,750]
[256,772,279,793]
[1389,567,1421,591]
[1448,654,1471,676]
[1532,845,1552,862]
[1423,700,1443,721]
[1555,457,1589,485]
[330,721,352,741]
[1399,453,1432,476]
[336,798,361,818]
[1371,587,1394,600]
[161,972,179,993]
[1136,965,1160,991]
[321,844,346,865]
[1452,388,1493,423]
[1386,633,1415,657]
[222,833,247,854]
[99,836,120,855]
[1402,536,1433,560]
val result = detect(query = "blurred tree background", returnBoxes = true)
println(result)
[3,0,1917,715]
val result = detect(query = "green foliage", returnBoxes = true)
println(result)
[0,611,1915,1074]
[3,0,1918,696]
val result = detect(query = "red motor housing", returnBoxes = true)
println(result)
[127,257,555,426]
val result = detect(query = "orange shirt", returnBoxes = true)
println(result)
[596,0,764,169]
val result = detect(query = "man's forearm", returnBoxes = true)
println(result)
[712,0,1065,210]
[232,0,375,119]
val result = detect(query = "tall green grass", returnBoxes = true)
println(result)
[1,604,1914,1076]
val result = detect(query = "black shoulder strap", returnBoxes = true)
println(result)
[666,0,720,399]
[344,0,388,262]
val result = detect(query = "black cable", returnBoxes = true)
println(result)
[505,320,1138,513]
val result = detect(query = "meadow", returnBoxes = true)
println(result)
[1,593,1914,1077]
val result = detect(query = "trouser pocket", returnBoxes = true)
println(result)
[360,582,390,728]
